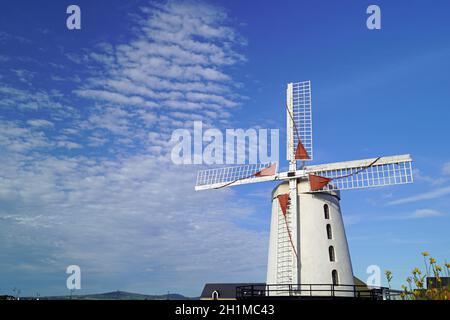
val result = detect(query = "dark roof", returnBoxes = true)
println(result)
[353,276,368,287]
[201,283,265,299]
[427,277,450,288]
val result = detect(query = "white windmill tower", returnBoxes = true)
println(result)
[195,81,413,298]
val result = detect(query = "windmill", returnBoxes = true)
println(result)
[195,81,413,297]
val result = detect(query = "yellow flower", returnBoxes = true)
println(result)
[384,270,393,282]
[422,251,430,257]
[445,263,450,268]
[416,280,424,288]
[436,266,442,272]
[430,257,436,264]
[412,267,421,274]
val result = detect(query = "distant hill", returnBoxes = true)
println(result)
[23,291,198,300]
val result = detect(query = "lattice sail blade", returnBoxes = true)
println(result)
[195,163,278,191]
[287,81,313,161]
[305,154,413,192]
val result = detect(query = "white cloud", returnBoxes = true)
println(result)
[87,135,108,147]
[442,162,450,175]
[0,85,65,111]
[0,121,52,152]
[87,106,131,136]
[56,141,82,150]
[75,89,159,108]
[0,1,258,296]
[27,119,54,128]
[0,152,267,295]
[72,0,243,131]
[186,92,238,107]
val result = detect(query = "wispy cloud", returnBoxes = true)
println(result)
[388,186,450,205]
[413,168,448,186]
[0,30,31,44]
[412,208,445,218]
[383,208,447,220]
[11,68,35,84]
[344,208,446,226]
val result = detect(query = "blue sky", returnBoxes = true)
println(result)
[0,0,449,297]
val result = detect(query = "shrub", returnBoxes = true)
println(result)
[385,252,450,300]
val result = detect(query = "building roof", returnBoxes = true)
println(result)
[201,283,265,299]
[427,277,450,288]
[201,277,370,299]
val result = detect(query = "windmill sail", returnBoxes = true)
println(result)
[305,154,413,192]
[287,81,313,161]
[195,163,278,191]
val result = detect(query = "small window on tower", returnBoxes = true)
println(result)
[324,204,329,219]
[329,246,335,262]
[327,224,332,239]
[332,270,339,285]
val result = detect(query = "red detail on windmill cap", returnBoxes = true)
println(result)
[254,163,277,177]
[277,194,290,215]
[309,174,332,191]
[295,141,310,160]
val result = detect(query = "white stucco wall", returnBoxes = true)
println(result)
[267,180,354,297]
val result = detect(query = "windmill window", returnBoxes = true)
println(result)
[332,270,339,285]
[329,246,335,262]
[326,224,332,239]
[324,204,329,219]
